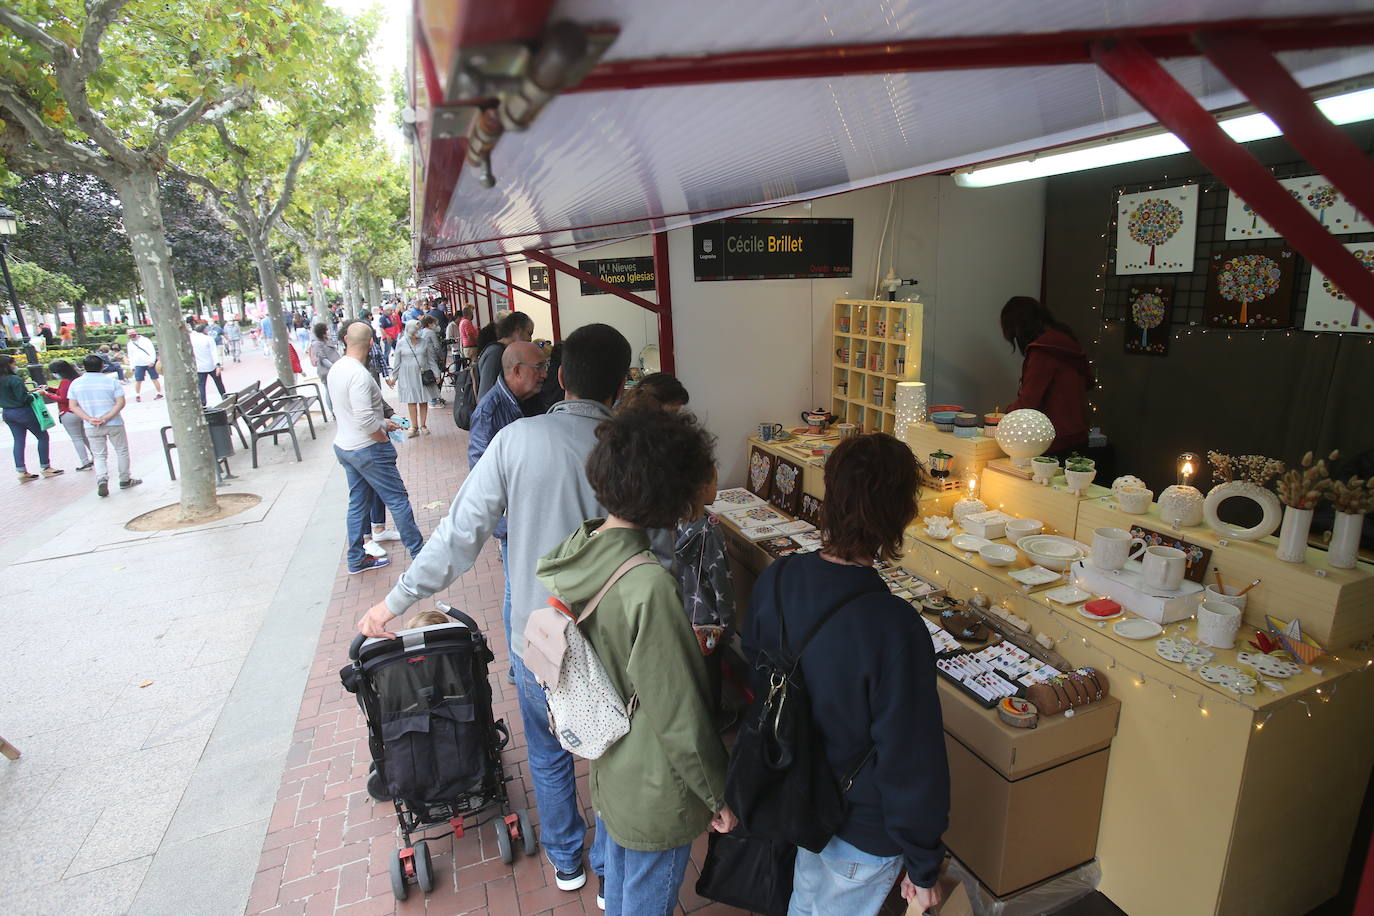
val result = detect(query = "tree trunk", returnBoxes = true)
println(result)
[366,267,383,319]
[341,256,357,318]
[73,298,88,344]
[246,235,296,388]
[305,246,328,327]
[113,168,219,519]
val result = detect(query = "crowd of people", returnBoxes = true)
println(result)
[344,317,949,916]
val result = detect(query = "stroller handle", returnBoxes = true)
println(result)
[349,632,367,661]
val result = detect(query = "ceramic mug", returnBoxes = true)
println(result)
[835,422,858,439]
[1202,583,1248,614]
[757,422,783,442]
[1116,485,1154,514]
[1142,545,1186,591]
[1092,527,1147,571]
[1197,599,1243,649]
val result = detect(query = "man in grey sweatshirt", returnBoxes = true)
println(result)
[358,323,631,894]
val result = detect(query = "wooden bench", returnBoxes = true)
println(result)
[263,378,329,424]
[160,391,245,483]
[240,388,316,468]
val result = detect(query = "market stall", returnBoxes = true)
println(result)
[713,403,1374,916]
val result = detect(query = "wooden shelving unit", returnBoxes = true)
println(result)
[831,298,924,434]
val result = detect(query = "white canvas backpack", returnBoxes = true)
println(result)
[522,553,656,759]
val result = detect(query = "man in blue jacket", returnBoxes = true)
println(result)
[467,340,548,680]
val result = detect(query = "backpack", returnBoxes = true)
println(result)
[378,313,392,329]
[522,553,656,759]
[725,557,875,853]
[452,361,478,430]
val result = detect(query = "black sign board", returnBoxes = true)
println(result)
[693,218,853,281]
[577,257,656,296]
[528,266,549,292]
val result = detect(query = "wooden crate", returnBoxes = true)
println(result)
[980,459,1111,538]
[1075,498,1374,649]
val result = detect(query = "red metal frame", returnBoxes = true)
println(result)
[548,262,561,342]
[652,232,675,375]
[522,249,660,313]
[476,270,548,304]
[1093,38,1374,323]
[520,246,674,358]
[568,16,1374,94]
[474,270,513,301]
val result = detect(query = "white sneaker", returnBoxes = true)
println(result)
[363,540,388,558]
[372,528,401,542]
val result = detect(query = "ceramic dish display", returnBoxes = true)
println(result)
[1008,565,1062,586]
[950,534,990,553]
[1155,637,1213,666]
[1016,534,1089,572]
[1004,518,1045,540]
[978,543,1017,567]
[1042,584,1092,605]
[1078,603,1123,621]
[1199,664,1258,694]
[1236,650,1302,678]
[1114,617,1165,639]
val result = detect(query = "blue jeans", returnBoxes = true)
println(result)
[596,816,690,916]
[788,835,902,916]
[333,441,423,568]
[511,654,594,875]
[4,406,50,471]
[497,536,512,660]
[368,488,385,528]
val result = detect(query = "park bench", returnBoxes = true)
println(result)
[160,390,245,484]
[263,378,329,424]
[239,388,316,468]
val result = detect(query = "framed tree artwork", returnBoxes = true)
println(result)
[769,456,804,515]
[1115,184,1198,274]
[1205,247,1296,329]
[747,445,774,501]
[798,492,824,528]
[1304,241,1374,333]
[1225,175,1374,240]
[1125,283,1173,356]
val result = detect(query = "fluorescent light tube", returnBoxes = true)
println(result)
[954,86,1374,187]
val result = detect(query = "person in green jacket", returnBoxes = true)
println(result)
[0,355,63,482]
[536,409,735,916]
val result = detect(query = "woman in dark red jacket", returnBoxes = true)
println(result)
[1001,297,1093,454]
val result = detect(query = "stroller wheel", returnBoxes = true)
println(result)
[517,809,538,857]
[495,816,514,865]
[414,840,435,893]
[366,765,390,802]
[389,849,409,900]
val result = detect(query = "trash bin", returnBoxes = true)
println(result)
[204,407,235,461]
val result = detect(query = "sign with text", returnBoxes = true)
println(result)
[693,218,853,281]
[528,266,549,292]
[577,257,656,296]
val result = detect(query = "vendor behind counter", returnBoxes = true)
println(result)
[1000,296,1093,456]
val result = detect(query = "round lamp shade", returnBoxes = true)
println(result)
[993,409,1056,462]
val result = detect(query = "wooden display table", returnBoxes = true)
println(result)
[904,478,1374,916]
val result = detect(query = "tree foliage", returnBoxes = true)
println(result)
[7,258,83,312]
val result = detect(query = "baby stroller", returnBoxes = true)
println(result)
[342,603,535,900]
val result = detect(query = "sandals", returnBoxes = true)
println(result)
[41,467,64,478]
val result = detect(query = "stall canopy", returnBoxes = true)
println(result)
[411,0,1374,329]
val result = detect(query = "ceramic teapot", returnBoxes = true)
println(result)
[800,408,835,431]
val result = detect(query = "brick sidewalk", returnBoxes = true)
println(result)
[245,403,745,916]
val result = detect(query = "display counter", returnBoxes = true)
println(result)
[724,436,1374,915]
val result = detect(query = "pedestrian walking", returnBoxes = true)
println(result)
[386,319,440,436]
[224,319,243,362]
[126,330,163,401]
[0,354,64,482]
[327,322,424,575]
[189,323,227,406]
[68,354,140,496]
[43,360,93,471]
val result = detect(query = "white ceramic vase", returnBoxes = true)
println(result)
[1158,485,1204,528]
[1064,468,1096,495]
[1328,511,1365,569]
[1276,506,1314,563]
[1202,480,1283,542]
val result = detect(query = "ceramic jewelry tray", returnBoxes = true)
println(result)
[1071,559,1203,625]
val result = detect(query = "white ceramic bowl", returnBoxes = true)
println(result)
[1016,534,1088,572]
[950,533,990,553]
[978,543,1018,567]
[1004,518,1044,540]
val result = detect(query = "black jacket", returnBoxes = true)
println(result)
[742,551,949,887]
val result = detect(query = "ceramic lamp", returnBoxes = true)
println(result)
[1158,485,1204,528]
[993,409,1056,468]
[895,382,927,441]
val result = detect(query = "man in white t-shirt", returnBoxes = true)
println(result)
[189,323,226,406]
[327,321,424,574]
[68,355,141,497]
[126,329,163,402]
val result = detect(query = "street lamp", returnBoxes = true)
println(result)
[0,204,30,341]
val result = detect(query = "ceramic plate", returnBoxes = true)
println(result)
[1115,618,1164,640]
[950,534,990,552]
[1078,603,1123,621]
[1155,637,1188,662]
[1199,664,1241,683]
[1008,566,1062,586]
[1236,651,1302,678]
[1043,585,1093,606]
